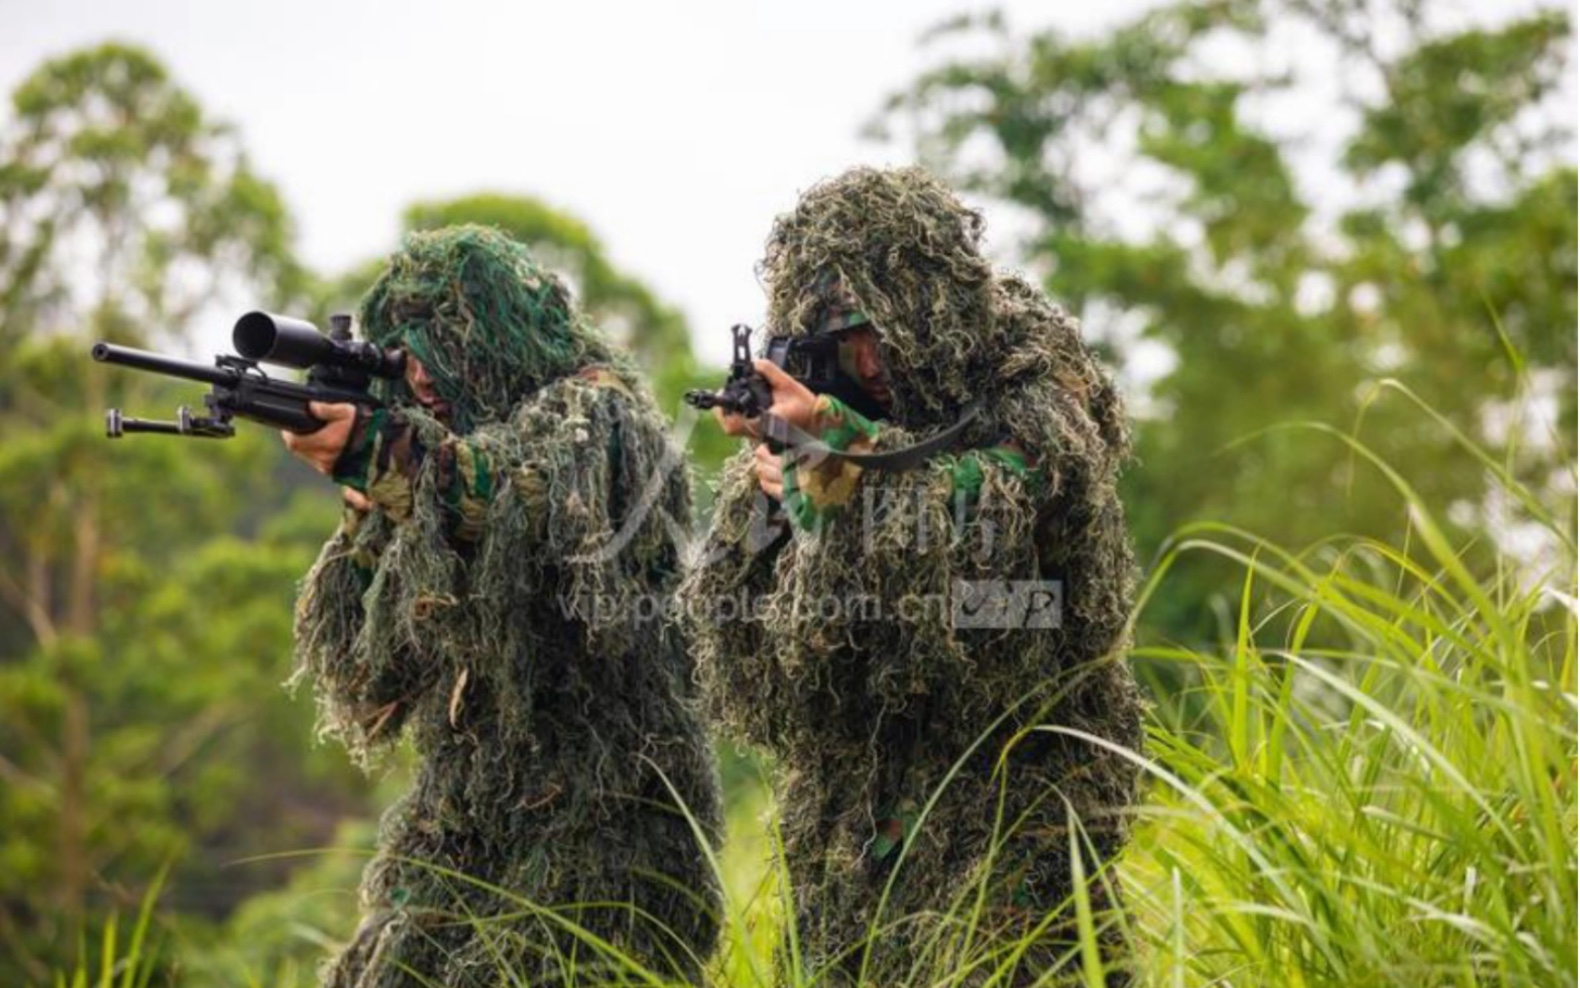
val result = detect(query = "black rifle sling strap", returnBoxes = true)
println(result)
[763,402,983,473]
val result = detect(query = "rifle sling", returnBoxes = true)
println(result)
[763,402,982,473]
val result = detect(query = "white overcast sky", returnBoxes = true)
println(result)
[1,0,1167,364]
[1,0,1568,367]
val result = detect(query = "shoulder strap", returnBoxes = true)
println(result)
[764,402,983,472]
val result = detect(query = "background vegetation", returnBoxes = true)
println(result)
[0,0,1572,984]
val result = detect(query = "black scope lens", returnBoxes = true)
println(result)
[233,312,329,368]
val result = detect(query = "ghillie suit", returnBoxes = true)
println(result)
[293,226,722,986]
[683,168,1143,985]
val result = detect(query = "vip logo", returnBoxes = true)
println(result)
[952,580,1063,629]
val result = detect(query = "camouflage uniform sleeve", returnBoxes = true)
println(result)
[781,395,1044,531]
[941,443,1043,509]
[330,407,494,542]
[779,395,877,531]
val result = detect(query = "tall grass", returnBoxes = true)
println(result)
[51,867,167,988]
[1124,528,1573,984]
[1110,412,1576,986]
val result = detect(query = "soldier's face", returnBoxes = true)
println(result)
[404,353,451,421]
[838,328,893,410]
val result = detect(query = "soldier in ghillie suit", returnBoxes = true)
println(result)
[284,226,723,986]
[684,167,1144,985]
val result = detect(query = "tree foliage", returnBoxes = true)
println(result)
[0,42,304,352]
[875,0,1575,642]
[0,44,366,982]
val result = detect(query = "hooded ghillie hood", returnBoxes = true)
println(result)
[360,224,613,432]
[762,167,996,428]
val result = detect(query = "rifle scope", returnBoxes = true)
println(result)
[232,311,405,379]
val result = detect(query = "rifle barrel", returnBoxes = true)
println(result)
[91,343,239,387]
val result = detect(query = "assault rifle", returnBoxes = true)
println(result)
[683,323,886,422]
[685,322,980,472]
[683,324,787,419]
[91,312,405,439]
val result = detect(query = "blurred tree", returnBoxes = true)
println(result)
[0,43,306,351]
[0,43,364,981]
[176,819,374,988]
[875,0,1575,643]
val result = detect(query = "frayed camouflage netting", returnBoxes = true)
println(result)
[683,168,1144,984]
[293,226,722,985]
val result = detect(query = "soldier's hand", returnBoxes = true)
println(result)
[343,488,373,512]
[753,442,784,500]
[713,406,760,440]
[755,359,819,432]
[283,401,359,476]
